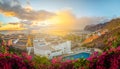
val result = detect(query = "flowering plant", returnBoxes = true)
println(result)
[0,53,34,69]
[88,46,120,69]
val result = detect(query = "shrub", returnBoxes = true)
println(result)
[0,53,34,69]
[32,55,50,69]
[88,46,120,69]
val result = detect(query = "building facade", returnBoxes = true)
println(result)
[33,38,71,59]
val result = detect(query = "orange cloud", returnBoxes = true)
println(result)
[3,11,16,17]
[35,10,77,36]
[24,5,33,12]
[0,23,26,31]
[35,10,108,36]
[47,10,76,28]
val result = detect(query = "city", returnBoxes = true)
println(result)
[0,0,120,69]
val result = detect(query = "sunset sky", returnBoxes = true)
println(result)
[26,0,120,17]
[0,0,120,28]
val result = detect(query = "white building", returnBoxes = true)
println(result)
[33,38,71,59]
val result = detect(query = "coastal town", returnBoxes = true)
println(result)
[0,26,106,59]
[0,0,120,68]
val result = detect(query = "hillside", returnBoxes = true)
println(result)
[83,18,120,50]
[84,23,106,32]
[103,18,120,30]
[84,18,120,32]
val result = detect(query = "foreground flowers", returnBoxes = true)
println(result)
[0,53,34,69]
[49,46,120,69]
[88,46,120,69]
[0,41,120,69]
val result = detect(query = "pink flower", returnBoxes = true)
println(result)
[51,57,57,64]
[117,46,120,50]
[66,59,71,63]
[22,52,32,61]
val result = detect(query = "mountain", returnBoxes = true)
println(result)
[84,18,120,32]
[82,18,120,50]
[103,18,120,30]
[84,23,106,32]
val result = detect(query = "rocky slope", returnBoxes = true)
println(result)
[83,18,120,50]
[84,18,120,32]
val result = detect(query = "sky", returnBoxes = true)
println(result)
[27,0,120,17]
[0,0,120,26]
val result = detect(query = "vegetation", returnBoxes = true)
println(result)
[63,34,81,42]
[84,25,120,50]
[0,18,120,69]
[84,18,120,32]
[103,18,120,30]
[0,36,120,69]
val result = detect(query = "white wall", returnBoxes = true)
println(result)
[34,41,71,59]
[64,41,71,53]
[34,47,51,57]
[51,41,71,54]
[49,50,62,59]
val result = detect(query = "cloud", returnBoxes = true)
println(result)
[0,0,55,21]
[75,17,109,30]
[0,23,26,31]
[1,11,16,17]
[47,10,76,27]
[0,21,3,26]
[46,9,109,30]
[0,0,109,30]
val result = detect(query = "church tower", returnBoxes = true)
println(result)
[26,34,33,55]
[26,35,33,47]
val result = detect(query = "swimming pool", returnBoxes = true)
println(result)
[64,52,90,60]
